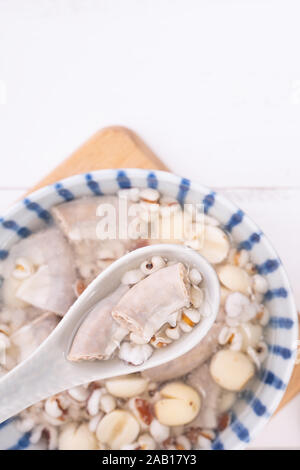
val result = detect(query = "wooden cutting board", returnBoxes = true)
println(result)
[29,126,168,192]
[27,125,299,413]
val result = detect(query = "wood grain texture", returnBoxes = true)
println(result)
[26,125,299,414]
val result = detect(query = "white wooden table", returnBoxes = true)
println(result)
[0,0,300,449]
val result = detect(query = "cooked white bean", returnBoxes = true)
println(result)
[96,410,140,450]
[105,375,148,398]
[154,382,201,426]
[59,423,98,450]
[210,350,255,391]
[218,265,251,294]
[198,225,229,264]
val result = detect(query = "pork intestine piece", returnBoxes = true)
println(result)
[112,263,190,342]
[51,196,142,244]
[0,306,45,334]
[142,323,222,382]
[187,363,222,429]
[51,196,115,242]
[51,196,147,283]
[68,285,129,362]
[0,228,77,315]
[11,312,60,363]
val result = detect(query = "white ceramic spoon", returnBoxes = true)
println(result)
[0,244,220,423]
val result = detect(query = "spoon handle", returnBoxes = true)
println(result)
[0,335,71,423]
[0,324,134,423]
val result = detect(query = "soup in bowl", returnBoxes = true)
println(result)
[0,169,297,450]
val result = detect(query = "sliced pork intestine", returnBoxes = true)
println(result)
[187,364,222,429]
[0,306,44,334]
[16,264,74,316]
[112,263,191,342]
[68,285,130,362]
[0,228,77,315]
[11,312,60,362]
[51,196,145,244]
[142,323,222,382]
[51,196,110,242]
[51,196,148,283]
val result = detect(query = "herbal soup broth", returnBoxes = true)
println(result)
[0,187,269,450]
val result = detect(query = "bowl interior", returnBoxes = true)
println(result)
[0,169,297,450]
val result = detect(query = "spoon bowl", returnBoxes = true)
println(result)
[0,244,220,423]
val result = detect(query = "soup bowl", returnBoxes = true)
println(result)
[0,169,297,450]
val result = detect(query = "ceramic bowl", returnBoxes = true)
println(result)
[0,169,297,450]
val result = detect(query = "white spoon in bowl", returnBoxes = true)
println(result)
[0,244,220,423]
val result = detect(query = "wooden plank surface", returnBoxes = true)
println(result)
[25,125,299,414]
